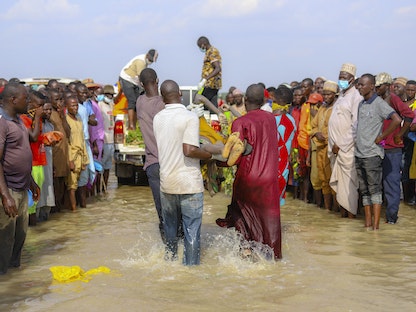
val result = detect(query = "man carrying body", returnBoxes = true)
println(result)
[197,36,222,109]
[328,63,362,218]
[153,80,212,266]
[119,49,158,130]
[0,83,40,274]
[221,84,282,260]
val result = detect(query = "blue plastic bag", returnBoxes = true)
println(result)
[27,189,34,207]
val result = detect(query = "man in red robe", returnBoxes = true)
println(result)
[221,84,281,260]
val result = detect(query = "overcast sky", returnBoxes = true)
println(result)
[1,0,415,91]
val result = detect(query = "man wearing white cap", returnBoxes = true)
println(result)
[328,63,362,218]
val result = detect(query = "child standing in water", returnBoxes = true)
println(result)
[65,95,89,211]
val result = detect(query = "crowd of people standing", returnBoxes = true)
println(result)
[0,77,116,274]
[214,63,416,236]
[1,36,416,270]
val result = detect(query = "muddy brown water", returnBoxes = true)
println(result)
[1,175,416,311]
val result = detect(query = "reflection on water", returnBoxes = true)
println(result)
[1,176,416,311]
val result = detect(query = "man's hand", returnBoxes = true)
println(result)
[393,135,403,145]
[192,104,205,118]
[218,113,228,125]
[222,103,230,111]
[187,103,205,117]
[29,179,41,203]
[2,194,17,217]
[315,132,326,142]
[34,106,44,120]
[92,142,99,157]
[306,150,311,167]
[332,144,340,155]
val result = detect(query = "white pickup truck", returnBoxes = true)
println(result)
[114,86,198,185]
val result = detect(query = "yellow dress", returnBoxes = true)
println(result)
[66,115,89,190]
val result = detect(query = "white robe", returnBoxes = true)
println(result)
[328,86,362,214]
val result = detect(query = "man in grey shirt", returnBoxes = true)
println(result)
[355,74,401,231]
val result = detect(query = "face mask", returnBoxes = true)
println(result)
[96,94,105,102]
[199,47,206,53]
[338,79,350,90]
[104,96,113,104]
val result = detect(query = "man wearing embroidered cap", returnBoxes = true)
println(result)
[328,63,362,218]
[310,81,338,211]
[375,72,392,87]
[392,77,408,102]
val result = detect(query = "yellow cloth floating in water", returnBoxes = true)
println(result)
[50,265,111,283]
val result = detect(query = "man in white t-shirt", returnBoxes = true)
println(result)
[153,80,212,266]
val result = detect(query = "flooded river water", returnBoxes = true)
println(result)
[1,174,416,311]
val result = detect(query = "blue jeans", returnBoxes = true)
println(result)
[355,156,383,206]
[160,192,203,266]
[383,151,402,223]
[145,163,163,235]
